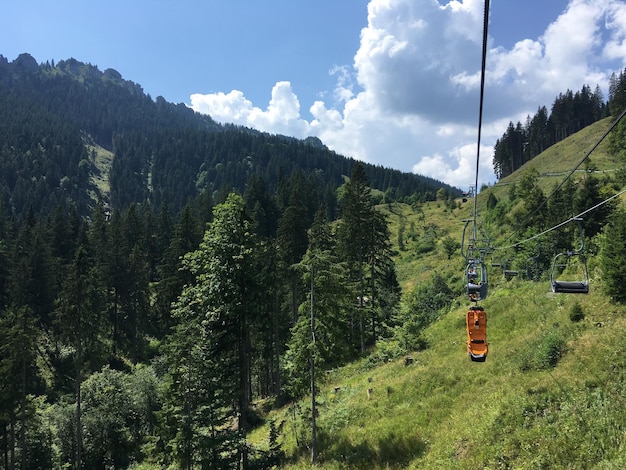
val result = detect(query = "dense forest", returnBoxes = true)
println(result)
[0,53,457,221]
[492,83,608,179]
[492,67,626,179]
[0,157,408,468]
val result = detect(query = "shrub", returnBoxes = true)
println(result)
[519,327,567,371]
[569,302,585,322]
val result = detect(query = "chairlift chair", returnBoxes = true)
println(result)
[550,250,589,294]
[550,218,589,294]
[499,258,518,279]
[503,269,519,278]
[465,259,488,302]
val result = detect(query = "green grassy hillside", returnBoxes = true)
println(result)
[87,142,114,202]
[247,121,626,469]
[261,284,626,468]
[490,116,620,198]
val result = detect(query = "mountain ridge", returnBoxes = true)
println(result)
[0,53,458,218]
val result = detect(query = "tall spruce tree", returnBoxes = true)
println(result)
[367,209,401,341]
[164,193,258,468]
[154,204,201,336]
[10,220,56,330]
[338,162,375,352]
[54,244,105,470]
[287,209,353,462]
[287,210,353,396]
[0,305,39,470]
[276,182,311,325]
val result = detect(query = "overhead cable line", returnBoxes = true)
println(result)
[499,186,626,250]
[500,106,626,247]
[471,0,490,244]
[527,107,626,221]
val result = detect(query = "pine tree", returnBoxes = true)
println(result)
[0,305,39,470]
[338,162,375,352]
[600,209,626,303]
[286,210,353,461]
[366,209,400,342]
[154,204,201,335]
[276,180,311,324]
[287,210,353,396]
[164,193,258,468]
[54,243,105,470]
[10,220,56,329]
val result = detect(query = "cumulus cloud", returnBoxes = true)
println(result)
[190,81,311,138]
[190,0,626,189]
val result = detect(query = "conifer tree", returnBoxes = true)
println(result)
[286,210,353,461]
[276,180,311,324]
[154,204,201,335]
[54,244,105,470]
[0,305,39,470]
[105,211,127,358]
[287,210,353,397]
[338,162,375,352]
[164,193,258,468]
[366,208,400,342]
[573,172,614,238]
[10,220,56,329]
[600,209,626,303]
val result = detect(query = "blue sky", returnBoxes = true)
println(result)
[2,0,626,189]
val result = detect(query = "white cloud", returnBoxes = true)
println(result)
[190,82,311,138]
[190,0,626,189]
[412,143,494,188]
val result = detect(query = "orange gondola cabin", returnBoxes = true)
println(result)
[466,306,488,362]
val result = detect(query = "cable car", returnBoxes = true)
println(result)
[466,306,487,362]
[550,218,589,294]
[465,258,488,302]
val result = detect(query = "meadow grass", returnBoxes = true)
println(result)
[253,202,626,468]
[254,276,626,468]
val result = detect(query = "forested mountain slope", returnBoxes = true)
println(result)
[0,52,460,469]
[0,53,456,220]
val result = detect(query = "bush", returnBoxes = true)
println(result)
[519,327,567,371]
[569,302,585,322]
[415,239,436,254]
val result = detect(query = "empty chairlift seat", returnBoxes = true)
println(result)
[550,251,589,294]
[551,217,589,294]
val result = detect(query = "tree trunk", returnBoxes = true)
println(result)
[359,257,365,353]
[272,293,281,394]
[75,345,82,470]
[238,308,249,469]
[2,421,8,470]
[10,418,15,470]
[310,264,317,464]
[20,353,26,470]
